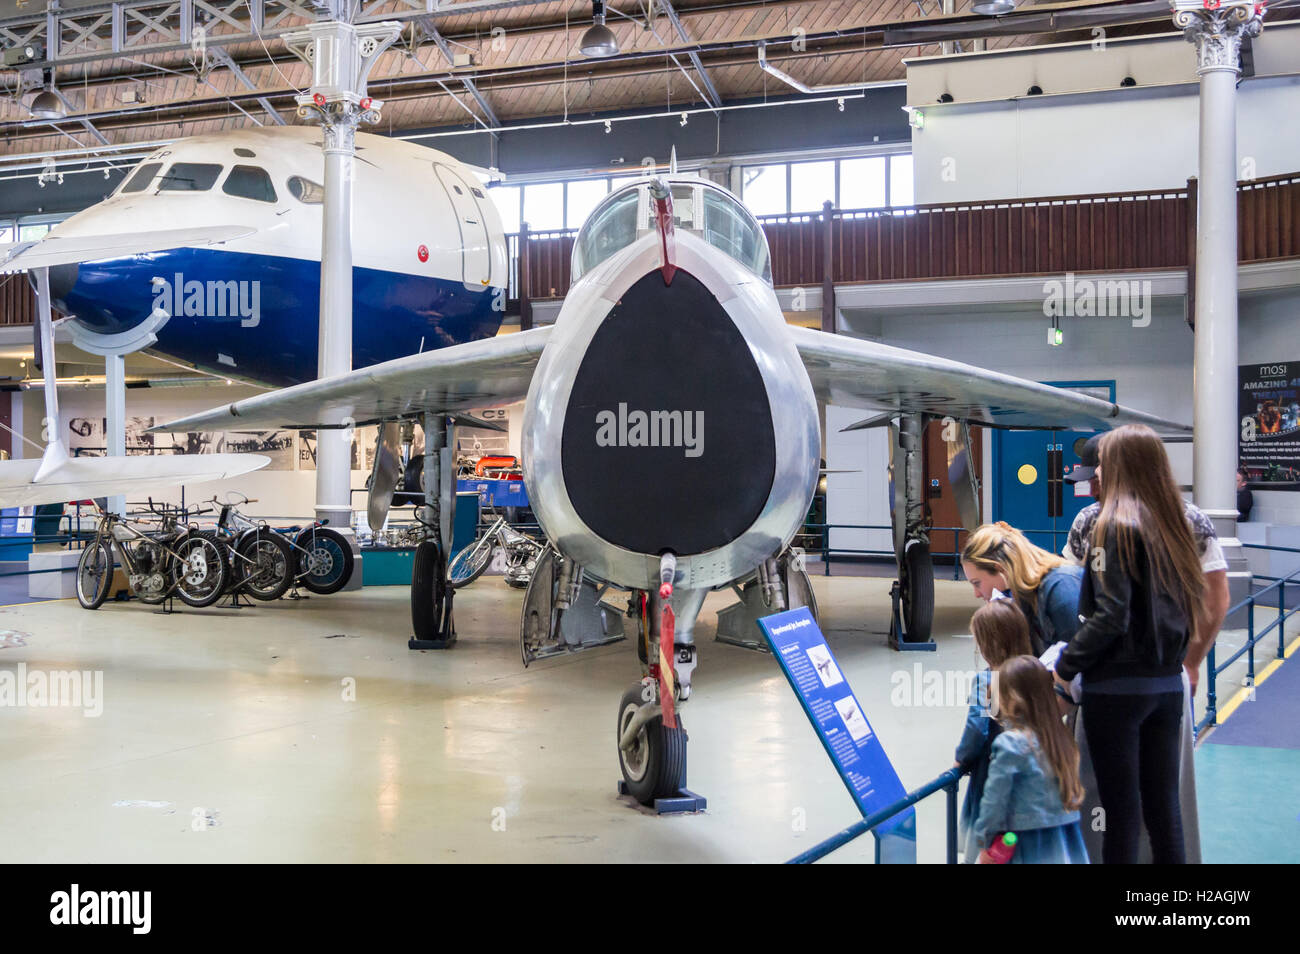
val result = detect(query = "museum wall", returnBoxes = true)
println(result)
[912,75,1300,204]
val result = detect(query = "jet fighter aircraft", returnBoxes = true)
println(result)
[159,174,1188,805]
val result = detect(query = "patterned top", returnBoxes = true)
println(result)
[1063,500,1227,573]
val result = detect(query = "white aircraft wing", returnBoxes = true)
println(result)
[0,225,256,273]
[153,327,554,433]
[0,446,270,508]
[792,327,1190,433]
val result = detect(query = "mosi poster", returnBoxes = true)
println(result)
[1239,361,1300,488]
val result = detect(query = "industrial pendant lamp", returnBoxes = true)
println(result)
[580,1,619,58]
[971,0,1015,14]
[29,88,65,120]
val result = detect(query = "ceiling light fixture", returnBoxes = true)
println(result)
[29,88,65,120]
[972,0,1015,14]
[580,1,620,58]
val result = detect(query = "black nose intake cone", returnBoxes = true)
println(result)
[561,269,776,557]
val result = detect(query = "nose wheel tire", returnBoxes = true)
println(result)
[617,684,686,806]
[411,539,449,643]
[76,541,113,610]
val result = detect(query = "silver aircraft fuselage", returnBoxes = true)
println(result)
[521,178,820,592]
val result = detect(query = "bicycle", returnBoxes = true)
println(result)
[447,513,544,589]
[76,503,229,610]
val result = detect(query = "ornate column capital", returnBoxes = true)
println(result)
[1170,1,1267,75]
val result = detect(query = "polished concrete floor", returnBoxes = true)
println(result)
[0,575,1292,863]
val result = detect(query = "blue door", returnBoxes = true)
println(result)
[993,381,1114,555]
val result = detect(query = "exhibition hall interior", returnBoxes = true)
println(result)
[0,0,1297,881]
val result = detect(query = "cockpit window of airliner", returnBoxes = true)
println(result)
[157,163,223,192]
[571,188,639,281]
[119,162,162,194]
[223,165,277,203]
[702,188,771,283]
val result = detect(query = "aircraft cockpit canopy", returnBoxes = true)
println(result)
[571,178,772,285]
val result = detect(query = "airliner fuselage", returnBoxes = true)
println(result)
[47,126,508,386]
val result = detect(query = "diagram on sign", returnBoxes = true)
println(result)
[805,643,843,688]
[834,696,872,742]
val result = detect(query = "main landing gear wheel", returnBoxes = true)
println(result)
[617,684,686,806]
[411,539,449,644]
[901,540,934,643]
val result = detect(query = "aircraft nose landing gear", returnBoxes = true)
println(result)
[615,553,707,814]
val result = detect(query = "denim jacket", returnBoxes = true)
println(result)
[971,727,1080,851]
[1020,565,1084,654]
[954,669,994,770]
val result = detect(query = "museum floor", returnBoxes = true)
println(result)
[0,576,1294,863]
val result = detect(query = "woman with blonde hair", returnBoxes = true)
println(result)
[961,521,1084,654]
[1054,424,1204,864]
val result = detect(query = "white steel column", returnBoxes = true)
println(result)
[105,352,126,515]
[285,19,401,529]
[1172,0,1264,579]
[313,114,357,529]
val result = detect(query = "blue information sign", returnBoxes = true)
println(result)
[759,606,914,842]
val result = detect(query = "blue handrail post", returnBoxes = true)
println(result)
[1280,579,1287,660]
[1206,642,1217,728]
[946,777,959,864]
[1247,598,1256,692]
[822,526,830,577]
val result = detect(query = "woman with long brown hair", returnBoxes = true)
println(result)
[1054,424,1204,864]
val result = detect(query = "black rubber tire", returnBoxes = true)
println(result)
[902,540,935,643]
[174,535,230,608]
[194,529,239,593]
[616,684,687,806]
[236,530,293,602]
[76,540,113,610]
[294,527,354,595]
[411,539,448,642]
[447,535,493,589]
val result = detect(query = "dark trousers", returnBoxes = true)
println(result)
[1081,690,1186,864]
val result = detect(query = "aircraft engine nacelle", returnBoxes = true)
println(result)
[522,233,819,593]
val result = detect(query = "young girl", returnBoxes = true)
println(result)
[954,599,1033,863]
[973,655,1089,864]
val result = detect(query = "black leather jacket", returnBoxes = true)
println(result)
[1056,525,1190,684]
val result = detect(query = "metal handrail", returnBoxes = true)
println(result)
[1197,546,1300,734]
[788,767,964,864]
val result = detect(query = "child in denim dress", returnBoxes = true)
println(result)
[954,599,1033,863]
[973,656,1089,864]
